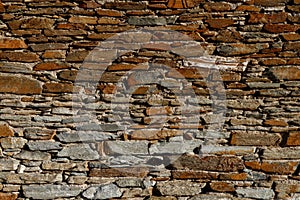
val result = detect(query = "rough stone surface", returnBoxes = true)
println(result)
[83,184,122,199]
[58,144,99,160]
[236,187,275,199]
[0,76,42,94]
[23,185,82,199]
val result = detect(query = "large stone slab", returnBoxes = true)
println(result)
[57,144,99,160]
[0,75,42,94]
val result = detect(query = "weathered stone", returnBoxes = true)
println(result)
[128,16,167,26]
[231,131,281,146]
[5,173,63,184]
[200,145,255,156]
[0,137,27,149]
[156,180,205,196]
[206,19,234,29]
[261,161,298,174]
[0,38,27,49]
[149,141,201,155]
[130,129,183,140]
[264,119,288,127]
[0,52,40,62]
[217,44,265,56]
[236,187,275,199]
[103,141,148,155]
[83,184,122,199]
[24,128,56,140]
[172,170,218,180]
[23,185,82,199]
[116,178,144,187]
[43,82,74,93]
[210,182,235,192]
[248,13,288,24]
[254,0,289,6]
[271,66,300,80]
[286,132,300,146]
[30,43,67,52]
[204,2,232,11]
[90,167,149,178]
[262,148,300,159]
[219,173,248,181]
[170,154,244,172]
[103,2,147,10]
[0,75,41,94]
[189,194,234,200]
[0,158,19,171]
[42,161,88,171]
[21,18,55,29]
[69,16,97,24]
[44,29,87,36]
[0,124,14,137]
[57,144,99,160]
[15,150,51,161]
[0,193,17,200]
[227,99,261,110]
[27,141,62,151]
[34,62,70,71]
[264,24,300,33]
[66,51,89,62]
[96,9,123,17]
[57,132,113,143]
[230,118,263,126]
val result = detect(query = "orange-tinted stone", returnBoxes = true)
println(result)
[34,62,70,71]
[0,124,14,137]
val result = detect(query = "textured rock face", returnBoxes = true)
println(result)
[0,0,300,199]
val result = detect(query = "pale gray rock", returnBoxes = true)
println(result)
[236,187,275,199]
[57,144,99,160]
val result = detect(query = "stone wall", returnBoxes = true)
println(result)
[0,0,300,199]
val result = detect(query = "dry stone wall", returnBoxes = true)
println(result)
[0,0,300,199]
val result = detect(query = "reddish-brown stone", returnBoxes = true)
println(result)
[0,124,14,137]
[43,82,74,93]
[96,9,123,17]
[0,75,42,94]
[264,24,300,33]
[167,0,200,8]
[230,131,281,146]
[0,193,17,200]
[210,182,235,192]
[206,19,234,29]
[34,62,70,71]
[172,170,218,179]
[245,161,261,170]
[98,84,117,94]
[0,39,27,49]
[236,5,261,12]
[103,2,147,10]
[261,58,286,66]
[254,0,289,6]
[286,132,300,146]
[261,161,298,175]
[271,66,300,80]
[89,168,149,178]
[0,52,40,63]
[69,16,98,24]
[264,119,288,127]
[167,68,204,79]
[248,13,288,24]
[204,2,232,11]
[219,173,248,181]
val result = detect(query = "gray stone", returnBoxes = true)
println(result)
[262,148,300,159]
[247,82,281,89]
[33,115,62,123]
[0,63,32,73]
[236,187,275,199]
[0,158,19,171]
[23,184,83,199]
[104,141,149,155]
[156,180,205,196]
[227,99,261,110]
[57,132,114,143]
[27,141,62,151]
[128,16,167,26]
[5,172,63,184]
[115,178,144,187]
[0,137,27,149]
[14,150,51,161]
[78,123,123,132]
[189,194,234,200]
[58,144,99,160]
[200,145,255,156]
[83,184,122,199]
[149,141,201,155]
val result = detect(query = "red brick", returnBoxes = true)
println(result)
[0,193,17,200]
[34,62,70,71]
[264,119,288,127]
[264,24,300,33]
[0,39,27,49]
[0,52,40,62]
[0,124,14,137]
[231,131,281,146]
[89,168,149,178]
[248,13,288,24]
[261,161,298,175]
[0,75,42,94]
[206,19,234,29]
[286,132,300,146]
[43,82,74,93]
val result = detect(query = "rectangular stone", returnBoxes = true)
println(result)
[230,131,281,146]
[201,145,256,156]
[156,180,205,196]
[172,170,218,180]
[0,158,19,171]
[90,167,149,178]
[23,185,82,199]
[103,141,149,155]
[149,141,201,155]
[14,150,51,161]
[262,147,300,159]
[42,161,88,171]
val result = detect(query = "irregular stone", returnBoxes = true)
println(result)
[27,141,62,151]
[83,184,122,199]
[34,62,70,71]
[0,63,31,74]
[57,144,99,160]
[231,131,281,146]
[254,0,289,6]
[149,141,201,155]
[130,129,183,140]
[275,181,300,194]
[57,132,113,143]
[0,158,19,171]
[206,19,234,29]
[0,124,14,137]
[21,18,55,29]
[217,44,266,56]
[261,161,298,174]
[44,29,87,36]
[115,178,144,187]
[103,2,147,10]
[66,51,89,62]
[236,187,275,199]
[172,170,218,180]
[270,66,300,80]
[0,75,42,94]
[103,141,149,155]
[170,154,244,172]
[5,173,63,184]
[69,16,97,24]
[227,99,261,110]
[264,24,300,33]
[230,118,263,126]
[284,41,300,51]
[248,13,288,24]
[167,0,199,9]
[189,194,234,200]
[0,38,27,49]
[14,150,51,161]
[264,119,288,127]
[0,193,17,200]
[90,167,149,178]
[42,161,88,171]
[247,82,280,89]
[30,43,67,52]
[212,30,242,43]
[204,2,232,11]
[23,185,82,199]
[24,128,56,140]
[43,82,74,93]
[286,132,300,146]
[262,148,300,159]
[219,172,248,181]
[0,137,27,149]
[128,16,167,26]
[156,180,205,196]
[200,145,255,155]
[210,182,235,192]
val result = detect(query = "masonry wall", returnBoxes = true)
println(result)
[0,0,300,199]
